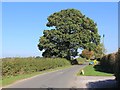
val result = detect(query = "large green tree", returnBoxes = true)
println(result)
[94,43,106,59]
[38,9,100,60]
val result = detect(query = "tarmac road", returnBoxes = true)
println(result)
[6,65,86,88]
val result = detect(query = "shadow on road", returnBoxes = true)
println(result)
[86,79,117,88]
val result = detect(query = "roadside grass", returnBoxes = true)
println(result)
[0,78,2,87]
[77,65,114,76]
[1,65,72,87]
[76,57,87,65]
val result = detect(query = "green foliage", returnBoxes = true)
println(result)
[115,48,120,87]
[100,53,116,73]
[94,43,106,59]
[38,9,100,60]
[2,57,71,77]
[80,43,106,60]
[81,49,94,59]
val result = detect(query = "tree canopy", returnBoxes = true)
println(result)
[38,9,100,60]
[81,49,94,59]
[81,43,106,60]
[94,43,106,59]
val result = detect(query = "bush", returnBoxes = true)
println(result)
[100,53,116,73]
[2,57,71,77]
[99,48,120,87]
[71,59,78,65]
[81,49,94,60]
[115,48,120,87]
[100,54,109,67]
[108,53,116,68]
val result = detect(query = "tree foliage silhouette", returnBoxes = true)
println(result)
[38,9,100,60]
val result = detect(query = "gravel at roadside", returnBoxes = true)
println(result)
[71,76,117,88]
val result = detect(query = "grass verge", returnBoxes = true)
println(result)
[1,65,72,87]
[76,57,87,65]
[77,65,114,76]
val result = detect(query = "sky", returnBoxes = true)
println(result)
[2,2,118,58]
[118,2,120,48]
[0,2,2,58]
[1,0,119,2]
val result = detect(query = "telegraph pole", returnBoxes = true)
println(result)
[102,34,105,56]
[103,34,105,46]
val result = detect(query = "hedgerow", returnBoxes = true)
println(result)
[99,48,120,87]
[115,48,120,87]
[100,53,116,73]
[2,57,71,77]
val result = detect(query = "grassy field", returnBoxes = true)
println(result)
[77,65,114,76]
[1,65,72,87]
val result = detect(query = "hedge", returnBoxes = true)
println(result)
[100,53,116,73]
[2,57,71,77]
[100,48,120,87]
[115,48,120,87]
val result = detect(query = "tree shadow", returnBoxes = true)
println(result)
[93,65,114,74]
[86,79,117,89]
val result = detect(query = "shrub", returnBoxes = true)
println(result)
[2,57,71,77]
[100,53,116,73]
[108,53,116,67]
[71,59,78,65]
[115,48,120,87]
[99,48,120,87]
[100,55,108,66]
[81,49,94,60]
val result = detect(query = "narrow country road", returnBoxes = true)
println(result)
[5,65,87,88]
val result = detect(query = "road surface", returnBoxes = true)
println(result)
[5,65,86,88]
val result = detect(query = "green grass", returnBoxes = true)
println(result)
[77,65,114,76]
[77,57,86,62]
[1,65,72,87]
[76,57,87,64]
[0,78,2,87]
